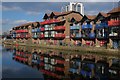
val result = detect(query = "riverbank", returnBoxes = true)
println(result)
[3,40,120,58]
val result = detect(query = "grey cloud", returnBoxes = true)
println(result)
[83,2,118,15]
[2,2,119,16]
[2,2,69,15]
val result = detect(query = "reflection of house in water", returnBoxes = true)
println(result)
[108,59,120,80]
[31,51,41,68]
[95,60,109,80]
[13,49,29,64]
[12,46,120,80]
[80,58,95,78]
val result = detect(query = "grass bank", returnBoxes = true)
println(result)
[3,40,120,58]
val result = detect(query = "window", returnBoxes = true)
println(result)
[72,4,75,11]
[109,27,119,36]
[77,4,81,13]
[96,28,106,38]
[66,6,69,11]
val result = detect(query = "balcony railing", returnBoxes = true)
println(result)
[13,36,16,38]
[89,33,95,38]
[16,35,20,39]
[39,34,44,39]
[96,32,108,39]
[32,28,40,33]
[109,33,118,37]
[25,34,30,38]
[20,35,26,38]
[70,25,80,30]
[16,30,28,33]
[40,19,60,25]
[32,29,35,33]
[71,33,82,38]
[54,26,65,31]
[12,33,16,38]
[76,34,82,38]
[55,33,65,38]
[82,33,95,39]
[40,27,45,31]
[55,67,64,71]
[45,27,49,31]
[32,35,38,38]
[82,24,92,29]
[96,22,108,29]
[108,20,120,26]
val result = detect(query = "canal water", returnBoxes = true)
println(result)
[1,45,120,80]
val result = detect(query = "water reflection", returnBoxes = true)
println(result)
[3,45,120,80]
[2,45,44,80]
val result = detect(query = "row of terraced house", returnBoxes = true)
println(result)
[11,6,120,49]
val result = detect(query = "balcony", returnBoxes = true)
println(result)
[16,30,28,33]
[108,20,120,26]
[40,27,45,31]
[45,27,49,31]
[37,28,40,32]
[109,33,118,37]
[20,35,25,38]
[32,28,40,33]
[44,34,49,38]
[12,34,16,38]
[70,25,80,30]
[71,33,82,39]
[96,32,108,39]
[55,33,65,38]
[40,19,60,25]
[96,22,108,29]
[82,33,95,39]
[32,29,35,33]
[89,33,95,39]
[32,35,38,39]
[55,67,64,71]
[25,34,30,39]
[82,24,92,29]
[54,26,65,31]
[16,35,20,39]
[13,36,16,38]
[39,34,44,39]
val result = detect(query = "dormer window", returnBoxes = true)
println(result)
[43,14,49,20]
[90,22,93,25]
[73,24,76,26]
[84,22,87,25]
[62,16,64,19]
[77,24,80,26]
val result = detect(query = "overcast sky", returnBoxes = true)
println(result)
[1,2,119,34]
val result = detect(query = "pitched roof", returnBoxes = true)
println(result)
[44,11,83,18]
[43,11,83,21]
[43,13,49,19]
[14,22,39,29]
[70,14,83,22]
[56,11,83,17]
[99,12,108,17]
[86,15,96,20]
[52,12,61,15]
[108,6,120,14]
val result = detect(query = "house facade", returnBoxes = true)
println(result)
[11,6,120,49]
[108,7,120,49]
